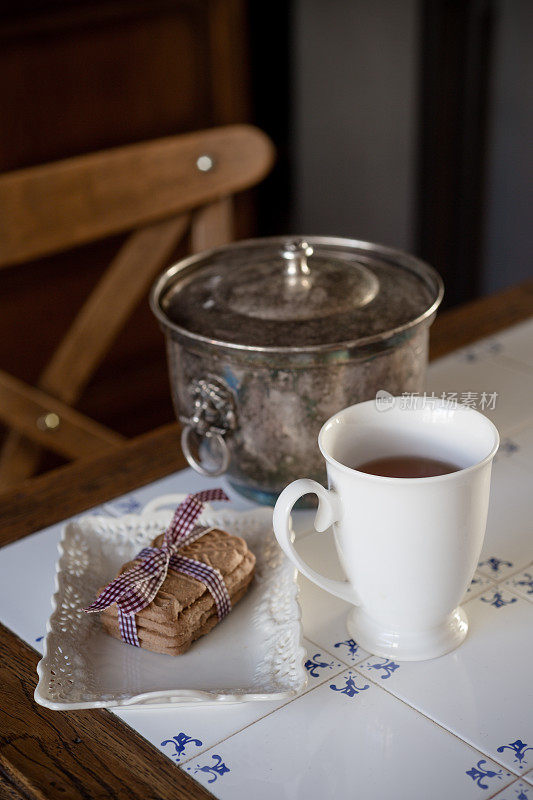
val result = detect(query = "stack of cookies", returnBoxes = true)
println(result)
[101,528,256,655]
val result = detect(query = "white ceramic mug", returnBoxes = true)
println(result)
[273,398,499,660]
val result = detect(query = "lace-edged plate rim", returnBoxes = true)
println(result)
[35,502,307,710]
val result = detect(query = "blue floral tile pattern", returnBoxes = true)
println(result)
[101,495,143,516]
[480,590,518,608]
[305,652,332,677]
[362,657,400,680]
[497,740,533,771]
[329,671,370,698]
[505,570,533,603]
[499,439,521,457]
[161,733,203,763]
[304,651,342,678]
[114,496,143,513]
[178,668,518,798]
[478,557,514,575]
[458,339,503,363]
[490,780,533,799]
[333,637,368,665]
[185,754,230,784]
[466,759,512,790]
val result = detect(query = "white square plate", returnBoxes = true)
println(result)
[34,497,306,709]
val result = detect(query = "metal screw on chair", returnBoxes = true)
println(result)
[36,412,61,432]
[196,154,215,172]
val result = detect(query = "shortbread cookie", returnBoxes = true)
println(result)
[102,571,254,655]
[100,528,255,655]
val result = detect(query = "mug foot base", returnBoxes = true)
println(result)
[346,606,469,661]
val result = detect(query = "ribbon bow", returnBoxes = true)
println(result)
[84,489,231,647]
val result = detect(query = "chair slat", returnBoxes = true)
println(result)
[0,370,124,462]
[190,197,233,253]
[0,214,189,487]
[40,214,190,403]
[0,125,274,267]
[0,125,275,487]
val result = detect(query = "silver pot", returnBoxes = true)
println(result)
[150,236,443,504]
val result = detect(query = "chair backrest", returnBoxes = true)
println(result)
[0,124,274,267]
[0,125,275,488]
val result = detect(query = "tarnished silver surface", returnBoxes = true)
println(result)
[180,427,230,477]
[178,377,235,477]
[151,236,443,504]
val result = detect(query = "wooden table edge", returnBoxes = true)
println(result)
[0,423,216,800]
[1,278,532,800]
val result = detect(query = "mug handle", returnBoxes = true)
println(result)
[273,478,361,605]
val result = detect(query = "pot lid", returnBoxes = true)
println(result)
[155,237,443,350]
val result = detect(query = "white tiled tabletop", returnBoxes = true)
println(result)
[1,318,532,800]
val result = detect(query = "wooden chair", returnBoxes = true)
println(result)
[0,125,275,489]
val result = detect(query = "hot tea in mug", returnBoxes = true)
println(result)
[273,398,499,661]
[354,455,460,478]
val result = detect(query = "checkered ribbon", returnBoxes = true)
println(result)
[84,489,231,647]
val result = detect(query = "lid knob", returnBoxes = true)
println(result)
[280,241,313,284]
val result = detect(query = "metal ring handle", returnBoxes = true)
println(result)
[181,425,230,477]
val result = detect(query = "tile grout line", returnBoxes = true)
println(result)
[313,635,527,776]
[477,558,533,585]
[495,414,533,468]
[351,665,523,780]
[489,559,533,601]
[495,353,533,379]
[463,582,497,602]
[485,778,521,800]
[304,635,369,669]
[303,588,532,775]
[495,453,533,476]
[181,654,526,781]
[177,662,348,766]
[498,585,533,604]
[484,770,533,800]
[429,318,533,373]
[497,415,533,441]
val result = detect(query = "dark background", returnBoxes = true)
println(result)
[0,0,531,449]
